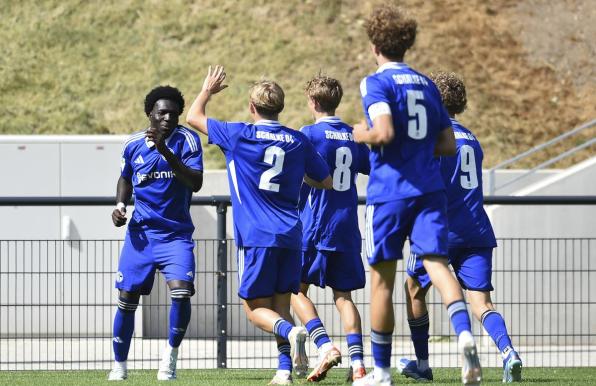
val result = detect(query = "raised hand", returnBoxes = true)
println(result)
[202,65,228,95]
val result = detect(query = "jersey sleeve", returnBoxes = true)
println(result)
[360,75,392,124]
[181,132,204,171]
[298,182,311,211]
[303,138,330,182]
[120,143,133,180]
[207,118,244,151]
[356,143,371,175]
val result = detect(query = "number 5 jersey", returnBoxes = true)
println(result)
[360,62,452,203]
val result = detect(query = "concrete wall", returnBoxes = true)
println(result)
[1,135,594,343]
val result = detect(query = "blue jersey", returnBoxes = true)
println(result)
[208,118,330,250]
[439,119,496,248]
[360,62,452,203]
[300,117,370,252]
[120,126,203,238]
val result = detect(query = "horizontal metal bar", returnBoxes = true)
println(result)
[494,137,596,192]
[488,118,596,171]
[1,195,596,206]
[0,196,232,206]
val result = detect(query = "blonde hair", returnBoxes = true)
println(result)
[305,75,343,112]
[249,80,285,116]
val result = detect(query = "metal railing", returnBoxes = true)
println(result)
[1,196,595,370]
[487,118,596,194]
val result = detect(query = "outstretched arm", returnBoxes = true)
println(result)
[186,65,228,135]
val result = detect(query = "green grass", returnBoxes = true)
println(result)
[1,368,596,386]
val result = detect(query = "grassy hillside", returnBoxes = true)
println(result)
[1,0,594,168]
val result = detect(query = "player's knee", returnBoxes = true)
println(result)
[170,287,193,300]
[117,295,139,313]
[405,277,425,299]
[333,290,352,304]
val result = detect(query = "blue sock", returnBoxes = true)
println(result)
[481,310,514,357]
[408,313,430,361]
[347,333,364,363]
[370,330,392,368]
[112,297,137,362]
[447,300,472,336]
[169,297,191,348]
[277,342,292,371]
[305,318,331,349]
[273,318,294,340]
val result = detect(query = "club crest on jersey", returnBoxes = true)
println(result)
[116,271,124,283]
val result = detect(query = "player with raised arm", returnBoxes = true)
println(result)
[352,5,481,386]
[289,75,370,382]
[186,66,333,385]
[108,86,204,381]
[399,72,522,383]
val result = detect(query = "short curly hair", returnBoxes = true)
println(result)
[430,71,467,115]
[144,85,185,116]
[304,75,343,113]
[364,5,417,60]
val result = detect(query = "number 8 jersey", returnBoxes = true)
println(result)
[360,62,452,203]
[300,117,371,252]
[207,118,329,250]
[439,118,496,248]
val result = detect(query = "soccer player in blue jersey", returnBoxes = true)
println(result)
[108,86,204,381]
[186,66,333,385]
[352,5,481,386]
[289,75,370,382]
[399,72,522,383]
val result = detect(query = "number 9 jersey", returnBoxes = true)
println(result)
[207,118,330,250]
[360,62,452,203]
[439,118,496,248]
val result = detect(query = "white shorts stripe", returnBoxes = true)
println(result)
[365,205,375,259]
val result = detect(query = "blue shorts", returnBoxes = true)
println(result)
[237,246,301,300]
[406,247,494,291]
[365,191,448,265]
[115,230,196,295]
[301,249,366,291]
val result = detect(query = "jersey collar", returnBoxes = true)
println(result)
[315,116,342,124]
[376,62,407,73]
[255,119,281,127]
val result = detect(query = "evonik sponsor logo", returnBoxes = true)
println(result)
[136,170,175,182]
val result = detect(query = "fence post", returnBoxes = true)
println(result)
[216,201,228,368]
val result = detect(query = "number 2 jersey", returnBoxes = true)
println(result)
[440,118,496,248]
[300,117,370,252]
[207,119,329,250]
[360,62,452,203]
